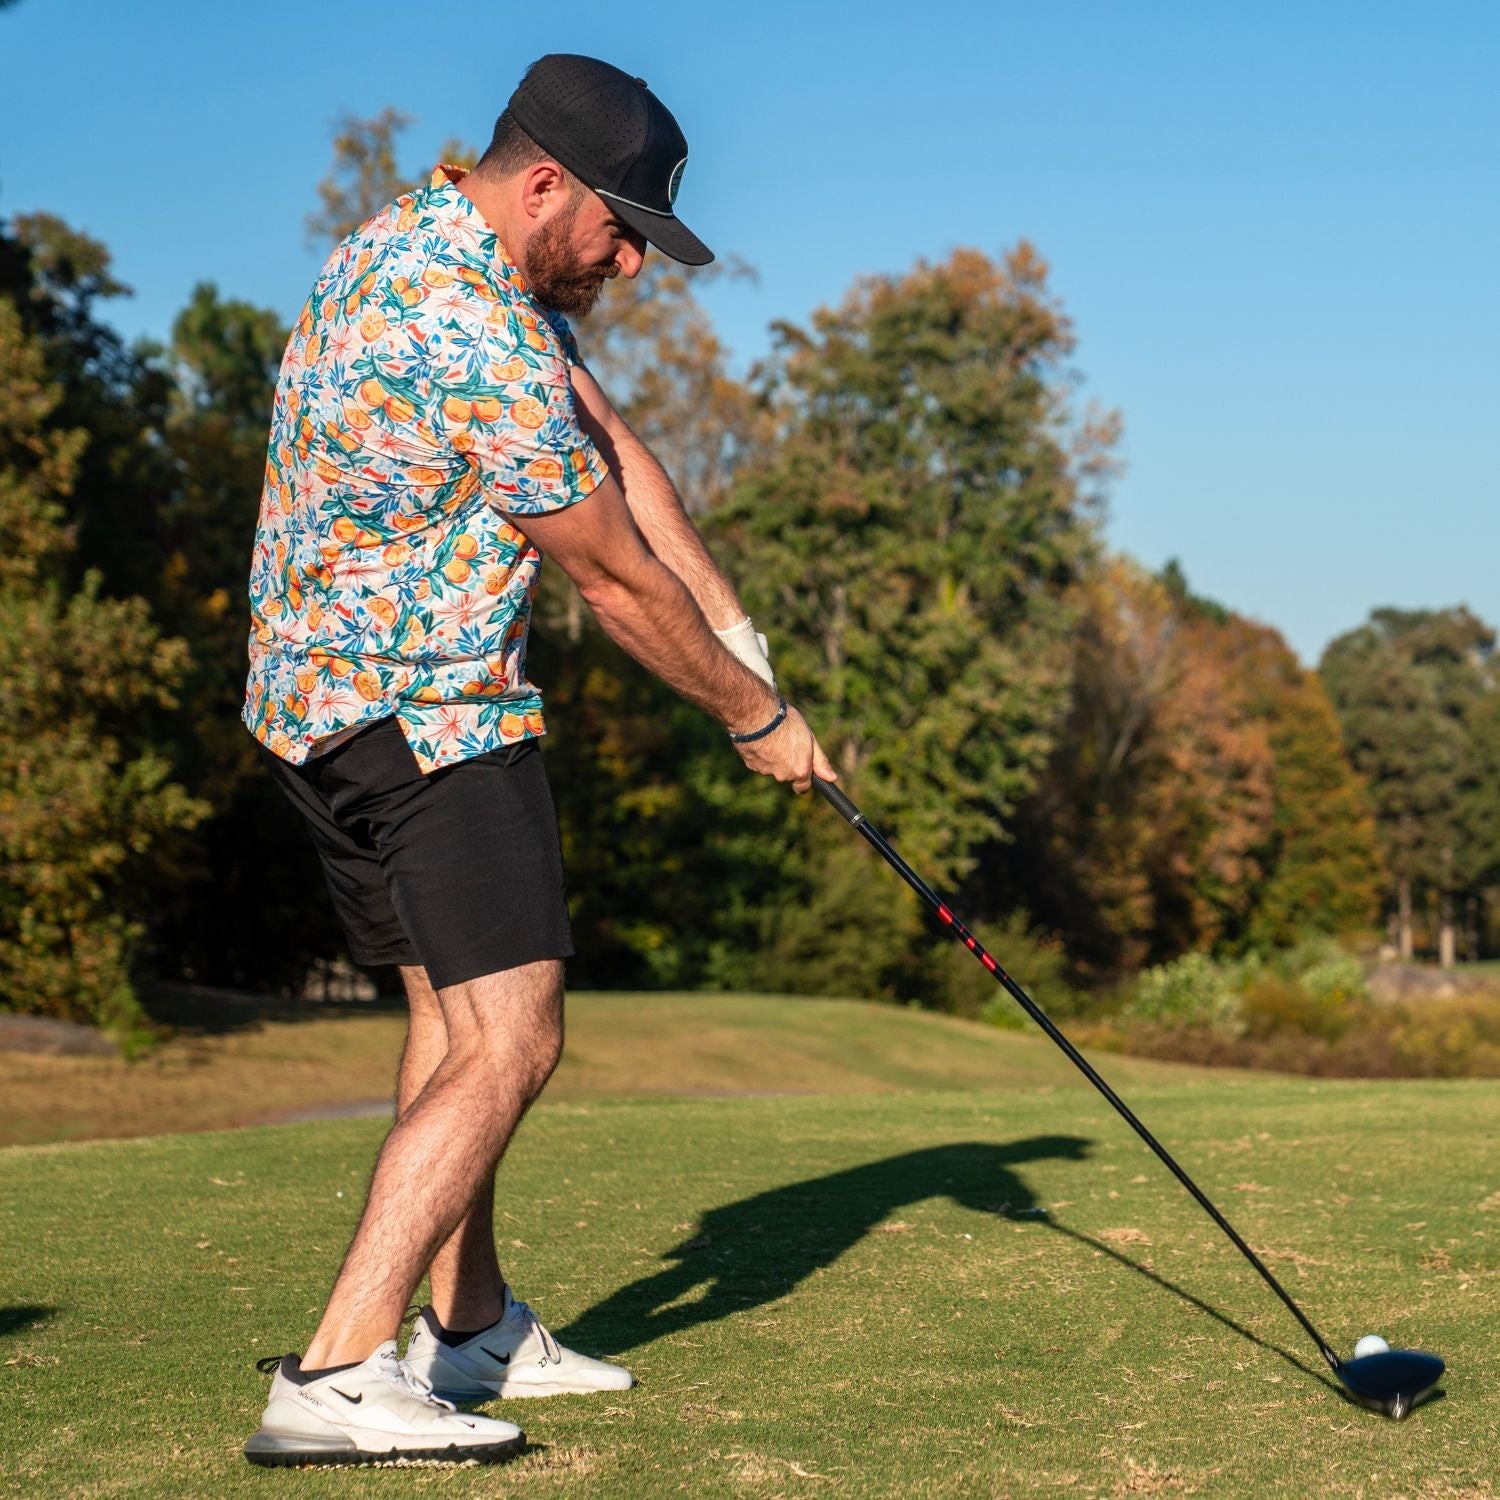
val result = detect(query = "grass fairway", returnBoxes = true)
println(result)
[2,1075,1497,1496]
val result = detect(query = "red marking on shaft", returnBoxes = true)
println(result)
[937,905,953,924]
[981,953,997,972]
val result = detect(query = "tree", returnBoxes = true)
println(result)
[1010,560,1382,980]
[0,213,173,604]
[698,246,1107,996]
[716,246,1103,876]
[0,296,205,1027]
[1003,557,1176,977]
[3,210,333,999]
[536,247,1109,1002]
[572,258,769,515]
[1321,608,1496,964]
[1239,627,1384,950]
[305,108,481,249]
[305,107,416,247]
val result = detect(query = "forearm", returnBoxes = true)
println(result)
[579,549,776,734]
[627,456,744,621]
[586,414,746,628]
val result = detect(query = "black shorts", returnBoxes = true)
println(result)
[260,718,573,990]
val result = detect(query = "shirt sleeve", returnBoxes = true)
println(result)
[539,305,586,367]
[429,304,609,516]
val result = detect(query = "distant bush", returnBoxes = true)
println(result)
[1380,993,1500,1076]
[1271,935,1368,1004]
[1078,939,1500,1078]
[1121,951,1249,1034]
[1239,936,1369,1041]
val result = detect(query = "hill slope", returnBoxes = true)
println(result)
[1,991,1230,1147]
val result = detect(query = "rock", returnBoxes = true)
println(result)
[1367,963,1500,1004]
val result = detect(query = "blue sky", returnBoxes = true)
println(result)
[3,0,1496,662]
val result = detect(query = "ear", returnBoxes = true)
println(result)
[518,160,571,223]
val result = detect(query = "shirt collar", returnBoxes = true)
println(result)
[421,164,532,299]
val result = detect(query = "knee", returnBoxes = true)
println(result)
[440,960,564,1103]
[450,1005,561,1104]
[516,1012,563,1101]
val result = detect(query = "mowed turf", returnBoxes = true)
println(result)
[2,1073,1497,1496]
[0,992,1224,1148]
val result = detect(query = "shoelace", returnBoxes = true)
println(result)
[255,1349,454,1412]
[506,1295,561,1366]
[388,1358,457,1412]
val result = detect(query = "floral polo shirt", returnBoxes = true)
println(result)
[243,165,608,771]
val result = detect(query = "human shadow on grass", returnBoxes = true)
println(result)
[0,1305,56,1340]
[560,1139,1350,1400]
[556,1136,1091,1356]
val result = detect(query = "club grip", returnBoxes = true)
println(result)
[813,776,862,825]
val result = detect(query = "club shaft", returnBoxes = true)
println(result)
[815,779,1341,1372]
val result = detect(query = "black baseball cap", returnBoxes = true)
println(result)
[507,53,713,267]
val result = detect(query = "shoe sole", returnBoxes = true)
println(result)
[495,1378,635,1399]
[432,1379,634,1401]
[244,1434,525,1468]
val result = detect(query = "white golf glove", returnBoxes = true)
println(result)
[714,616,775,686]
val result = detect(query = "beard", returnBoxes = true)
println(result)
[523,195,618,318]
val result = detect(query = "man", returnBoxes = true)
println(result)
[242,54,835,1467]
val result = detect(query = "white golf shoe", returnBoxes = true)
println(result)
[405,1289,635,1401]
[244,1340,525,1467]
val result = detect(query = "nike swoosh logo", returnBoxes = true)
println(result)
[330,1387,363,1404]
[479,1346,511,1366]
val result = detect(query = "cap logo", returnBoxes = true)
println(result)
[667,157,687,208]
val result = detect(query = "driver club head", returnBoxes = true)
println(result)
[1335,1348,1446,1420]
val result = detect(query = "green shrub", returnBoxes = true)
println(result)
[1268,934,1368,1005]
[1122,951,1247,1035]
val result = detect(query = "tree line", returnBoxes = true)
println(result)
[3,114,1496,1031]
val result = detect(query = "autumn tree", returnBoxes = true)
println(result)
[1237,625,1384,950]
[305,108,480,248]
[1009,559,1381,979]
[305,107,416,246]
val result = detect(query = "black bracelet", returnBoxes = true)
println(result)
[728,695,787,744]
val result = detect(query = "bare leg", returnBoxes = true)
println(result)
[396,966,505,1332]
[302,959,564,1370]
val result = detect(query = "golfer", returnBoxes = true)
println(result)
[242,53,835,1466]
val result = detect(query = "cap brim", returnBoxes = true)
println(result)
[604,199,714,267]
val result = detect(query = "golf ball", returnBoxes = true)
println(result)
[1353,1334,1390,1360]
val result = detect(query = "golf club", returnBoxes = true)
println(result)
[814,777,1445,1420]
